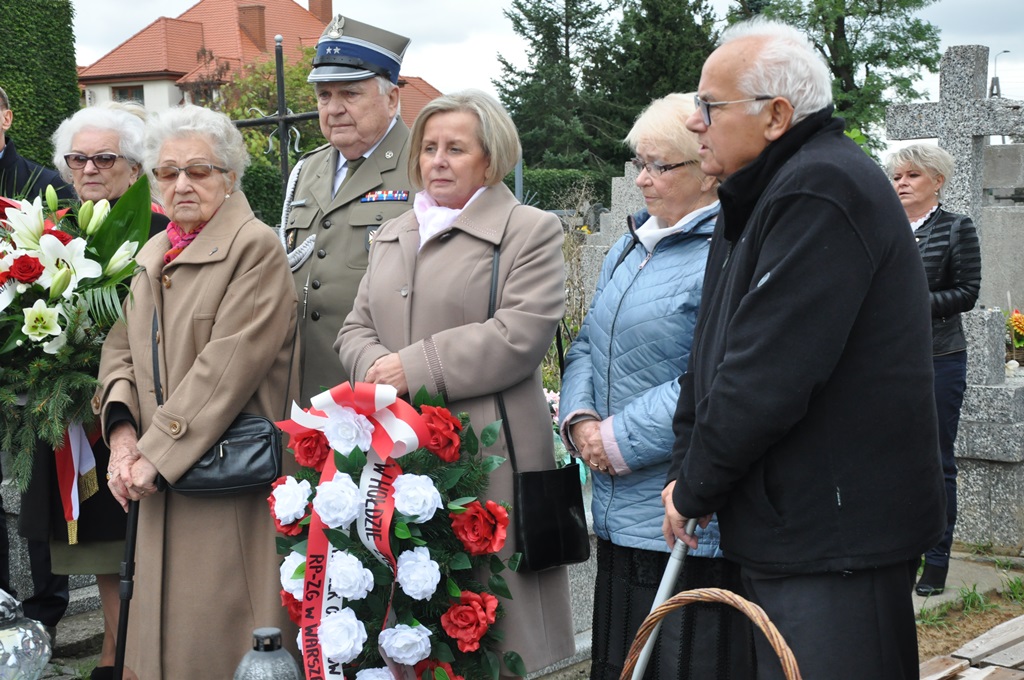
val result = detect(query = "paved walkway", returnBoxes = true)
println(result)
[34,552,1015,679]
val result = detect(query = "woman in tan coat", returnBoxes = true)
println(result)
[98,105,297,679]
[337,90,574,675]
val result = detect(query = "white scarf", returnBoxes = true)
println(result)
[413,186,488,251]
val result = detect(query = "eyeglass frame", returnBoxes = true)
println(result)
[630,157,698,177]
[151,164,231,183]
[694,94,774,126]
[64,153,127,170]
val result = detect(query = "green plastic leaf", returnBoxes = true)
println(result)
[411,536,427,546]
[461,424,479,456]
[434,641,455,663]
[290,562,306,580]
[447,496,476,511]
[481,455,505,473]
[395,522,412,539]
[449,552,472,570]
[290,540,307,555]
[434,668,451,680]
[446,577,461,598]
[437,466,466,491]
[504,651,527,677]
[508,552,523,572]
[489,554,505,574]
[412,386,431,409]
[480,420,502,448]
[484,650,500,680]
[488,573,513,600]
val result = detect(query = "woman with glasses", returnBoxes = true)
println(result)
[16,102,171,680]
[97,105,298,678]
[559,93,754,680]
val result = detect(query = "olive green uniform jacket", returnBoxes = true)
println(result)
[282,120,412,404]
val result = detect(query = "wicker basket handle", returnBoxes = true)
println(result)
[619,587,803,680]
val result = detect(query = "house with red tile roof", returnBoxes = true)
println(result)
[77,0,442,127]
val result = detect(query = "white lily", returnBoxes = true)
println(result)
[36,234,102,299]
[103,240,138,277]
[85,199,110,236]
[5,197,46,250]
[22,299,62,342]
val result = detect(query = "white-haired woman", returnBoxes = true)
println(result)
[97,105,298,678]
[888,143,981,597]
[560,93,754,680]
[338,90,574,676]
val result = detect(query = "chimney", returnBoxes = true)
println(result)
[308,0,333,26]
[239,4,267,52]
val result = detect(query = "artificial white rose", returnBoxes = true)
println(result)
[279,550,306,599]
[323,405,374,455]
[396,547,440,601]
[392,474,442,523]
[313,472,360,529]
[318,608,368,664]
[327,550,375,600]
[378,623,432,665]
[354,670,393,680]
[271,477,311,524]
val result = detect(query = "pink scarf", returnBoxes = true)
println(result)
[164,220,207,264]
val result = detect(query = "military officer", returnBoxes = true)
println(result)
[280,15,413,403]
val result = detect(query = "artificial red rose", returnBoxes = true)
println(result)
[9,255,44,284]
[280,589,302,626]
[43,227,73,245]
[291,429,331,472]
[0,272,9,287]
[440,590,498,653]
[450,500,508,556]
[421,405,462,462]
[267,477,306,536]
[413,659,465,680]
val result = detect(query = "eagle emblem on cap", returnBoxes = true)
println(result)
[326,16,345,39]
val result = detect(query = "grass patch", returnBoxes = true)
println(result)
[917,599,955,628]
[959,584,999,614]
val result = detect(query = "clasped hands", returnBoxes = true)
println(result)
[107,422,159,510]
[365,352,408,396]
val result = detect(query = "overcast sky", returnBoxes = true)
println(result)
[73,0,1024,115]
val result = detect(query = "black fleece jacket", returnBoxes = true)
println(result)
[667,108,945,574]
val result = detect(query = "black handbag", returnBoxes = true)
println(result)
[151,310,290,497]
[488,245,590,571]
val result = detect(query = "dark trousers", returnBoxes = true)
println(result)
[741,562,918,680]
[926,351,966,568]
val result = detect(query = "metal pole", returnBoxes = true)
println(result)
[631,518,698,680]
[113,500,140,680]
[275,35,290,191]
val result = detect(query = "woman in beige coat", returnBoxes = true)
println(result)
[98,105,297,679]
[337,90,574,675]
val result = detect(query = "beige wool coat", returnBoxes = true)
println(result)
[96,192,298,679]
[337,182,575,674]
[284,120,413,404]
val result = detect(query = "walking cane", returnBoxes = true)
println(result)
[113,499,140,680]
[630,517,698,680]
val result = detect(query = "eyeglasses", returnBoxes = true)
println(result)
[694,94,774,126]
[630,157,698,177]
[64,153,125,170]
[152,164,229,183]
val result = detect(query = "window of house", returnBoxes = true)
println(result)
[112,86,145,104]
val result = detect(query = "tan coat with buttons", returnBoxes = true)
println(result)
[284,119,412,403]
[337,183,575,674]
[96,192,298,679]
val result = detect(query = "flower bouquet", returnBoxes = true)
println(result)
[0,179,153,491]
[271,383,525,680]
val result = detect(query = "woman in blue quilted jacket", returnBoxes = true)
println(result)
[559,93,754,680]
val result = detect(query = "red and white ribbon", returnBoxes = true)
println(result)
[54,422,99,544]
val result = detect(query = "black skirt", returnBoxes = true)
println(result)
[590,537,756,680]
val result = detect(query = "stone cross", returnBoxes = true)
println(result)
[887,45,1024,218]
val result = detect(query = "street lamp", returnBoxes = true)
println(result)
[991,49,1010,98]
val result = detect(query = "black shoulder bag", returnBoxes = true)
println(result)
[488,246,590,571]
[151,309,292,496]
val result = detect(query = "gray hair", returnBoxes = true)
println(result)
[0,86,8,111]
[51,102,148,182]
[625,92,701,162]
[144,105,249,191]
[720,17,833,125]
[408,89,520,189]
[885,143,955,200]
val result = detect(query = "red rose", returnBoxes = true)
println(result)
[450,500,508,556]
[440,591,498,653]
[43,227,73,245]
[413,659,464,680]
[0,272,9,286]
[291,429,331,472]
[267,477,306,536]
[9,255,44,284]
[421,405,462,462]
[280,589,302,626]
